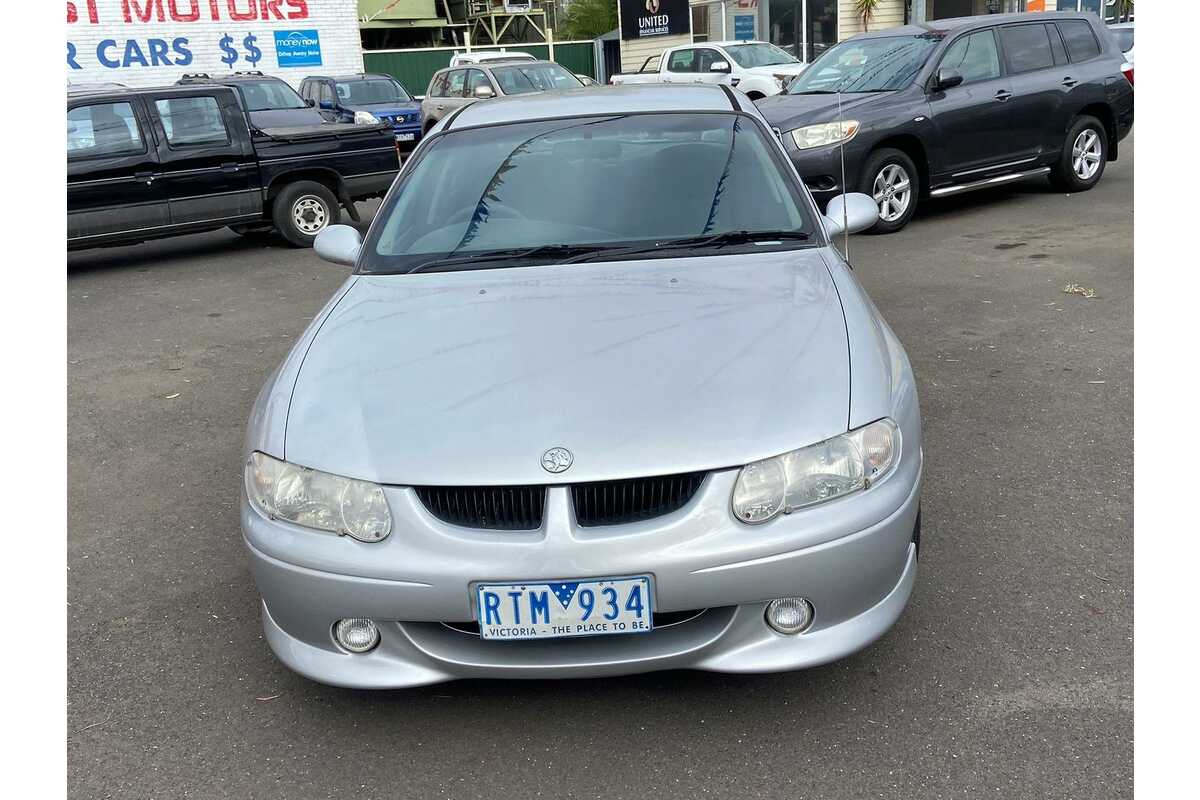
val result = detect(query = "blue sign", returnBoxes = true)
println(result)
[274,29,322,67]
[734,15,755,41]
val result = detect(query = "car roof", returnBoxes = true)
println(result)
[460,51,534,59]
[434,59,560,76]
[700,40,773,48]
[67,84,238,102]
[851,10,1100,39]
[311,73,397,82]
[1109,21,1134,29]
[449,84,751,129]
[178,72,284,83]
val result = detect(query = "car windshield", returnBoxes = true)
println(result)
[724,43,800,68]
[787,34,941,94]
[336,78,411,104]
[1112,27,1134,51]
[237,79,307,111]
[360,113,815,274]
[490,63,582,94]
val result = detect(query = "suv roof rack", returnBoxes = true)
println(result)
[178,72,212,82]
[234,70,265,76]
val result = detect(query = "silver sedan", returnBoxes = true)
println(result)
[242,85,922,688]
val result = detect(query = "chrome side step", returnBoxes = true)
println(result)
[930,167,1051,198]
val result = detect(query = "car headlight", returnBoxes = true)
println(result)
[789,120,860,150]
[353,111,380,125]
[731,419,900,524]
[245,452,392,542]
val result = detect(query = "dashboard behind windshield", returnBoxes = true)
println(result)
[787,34,941,94]
[725,43,799,68]
[361,113,815,274]
[238,80,307,111]
[336,79,411,105]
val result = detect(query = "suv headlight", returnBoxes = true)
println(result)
[789,120,860,150]
[731,419,900,524]
[354,111,380,125]
[245,452,392,542]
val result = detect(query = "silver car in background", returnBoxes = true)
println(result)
[419,60,584,133]
[243,85,922,688]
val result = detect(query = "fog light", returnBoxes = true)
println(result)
[334,618,380,653]
[765,597,814,635]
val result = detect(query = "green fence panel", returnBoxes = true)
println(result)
[364,42,596,98]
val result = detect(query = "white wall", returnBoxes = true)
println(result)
[66,0,364,89]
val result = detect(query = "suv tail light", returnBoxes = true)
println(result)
[1121,62,1134,86]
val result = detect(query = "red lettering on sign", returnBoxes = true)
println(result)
[168,0,201,21]
[285,0,308,20]
[122,0,165,22]
[226,0,257,21]
[66,1,100,24]
[260,0,285,20]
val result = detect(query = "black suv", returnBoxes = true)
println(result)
[176,71,326,130]
[757,11,1134,233]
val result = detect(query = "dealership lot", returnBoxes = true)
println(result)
[68,138,1132,798]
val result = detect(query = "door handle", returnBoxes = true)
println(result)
[436,104,445,110]
[220,162,240,173]
[134,171,155,185]
[994,90,1012,102]
[1061,77,1079,87]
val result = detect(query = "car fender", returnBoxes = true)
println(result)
[736,75,781,97]
[819,250,920,441]
[245,276,361,461]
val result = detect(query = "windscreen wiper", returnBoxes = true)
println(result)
[564,230,811,263]
[408,243,623,274]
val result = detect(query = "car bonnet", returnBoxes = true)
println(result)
[284,250,851,485]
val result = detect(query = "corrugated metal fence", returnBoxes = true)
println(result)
[363,42,597,97]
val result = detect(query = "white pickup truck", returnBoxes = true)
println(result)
[609,40,807,100]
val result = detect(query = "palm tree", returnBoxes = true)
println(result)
[856,0,881,32]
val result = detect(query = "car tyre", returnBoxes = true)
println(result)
[1049,115,1107,192]
[859,148,919,234]
[272,180,340,248]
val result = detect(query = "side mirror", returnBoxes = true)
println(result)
[933,68,964,92]
[823,193,879,237]
[304,97,315,107]
[314,224,362,266]
[710,60,732,74]
[575,74,598,86]
[472,84,495,99]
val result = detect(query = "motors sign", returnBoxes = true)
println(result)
[619,0,690,40]
[65,0,362,87]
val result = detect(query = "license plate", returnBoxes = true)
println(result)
[395,132,415,141]
[476,576,653,640]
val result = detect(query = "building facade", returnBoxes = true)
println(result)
[66,0,366,88]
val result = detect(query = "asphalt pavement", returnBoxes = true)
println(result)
[68,139,1133,799]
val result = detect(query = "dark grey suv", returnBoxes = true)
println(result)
[757,11,1134,233]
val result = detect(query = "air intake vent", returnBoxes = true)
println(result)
[416,485,546,530]
[571,471,707,527]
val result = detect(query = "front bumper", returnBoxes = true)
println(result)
[243,450,923,689]
[785,140,869,209]
[392,124,422,154]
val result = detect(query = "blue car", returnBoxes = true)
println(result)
[299,73,423,154]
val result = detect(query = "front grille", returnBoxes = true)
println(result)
[571,471,707,527]
[415,485,546,530]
